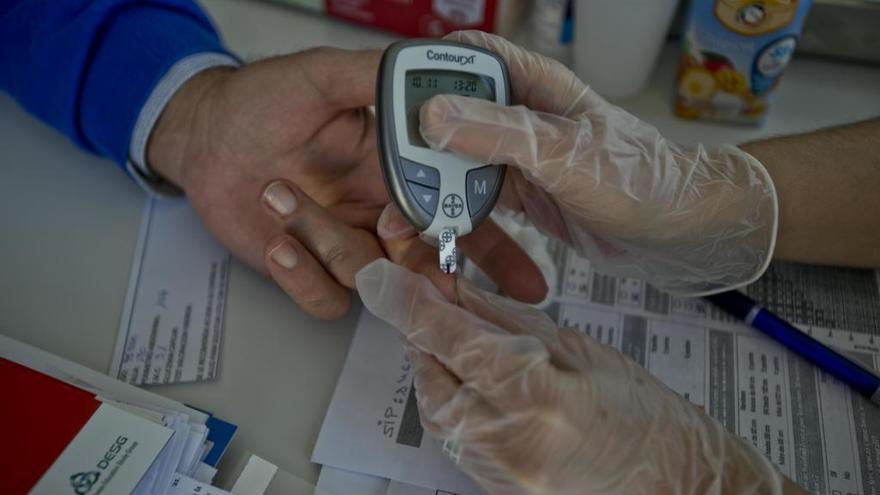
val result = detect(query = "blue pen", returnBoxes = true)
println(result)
[705,290,880,406]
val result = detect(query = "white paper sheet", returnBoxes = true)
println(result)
[312,309,483,494]
[230,454,278,495]
[316,466,390,495]
[192,463,218,484]
[386,480,453,495]
[313,242,880,495]
[111,198,230,385]
[170,474,233,495]
[313,467,439,495]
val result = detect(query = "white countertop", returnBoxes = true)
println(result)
[1,0,878,489]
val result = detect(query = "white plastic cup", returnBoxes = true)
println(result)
[573,0,680,100]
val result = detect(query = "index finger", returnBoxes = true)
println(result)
[444,30,595,117]
[376,203,548,304]
[356,259,550,392]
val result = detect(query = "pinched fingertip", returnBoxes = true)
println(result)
[377,203,416,240]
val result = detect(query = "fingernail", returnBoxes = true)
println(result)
[263,181,297,216]
[269,242,298,269]
[377,204,416,240]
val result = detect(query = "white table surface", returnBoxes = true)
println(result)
[1,0,878,490]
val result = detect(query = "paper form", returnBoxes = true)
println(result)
[313,239,880,495]
[550,246,880,495]
[111,198,230,385]
[386,480,456,495]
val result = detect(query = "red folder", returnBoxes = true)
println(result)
[0,358,102,494]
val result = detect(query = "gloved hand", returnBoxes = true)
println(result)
[356,259,798,495]
[419,31,778,296]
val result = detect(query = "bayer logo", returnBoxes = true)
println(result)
[441,194,464,218]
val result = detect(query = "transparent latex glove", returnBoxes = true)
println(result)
[355,259,792,495]
[420,31,778,296]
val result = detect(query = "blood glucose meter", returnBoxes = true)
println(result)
[377,40,510,274]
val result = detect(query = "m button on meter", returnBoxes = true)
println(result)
[466,165,502,216]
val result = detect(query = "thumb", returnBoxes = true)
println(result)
[297,47,382,109]
[419,94,587,192]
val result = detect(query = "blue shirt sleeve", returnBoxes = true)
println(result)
[0,0,233,167]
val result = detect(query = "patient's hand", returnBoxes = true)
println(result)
[147,48,546,319]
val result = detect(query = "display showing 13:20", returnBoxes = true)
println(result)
[452,79,478,93]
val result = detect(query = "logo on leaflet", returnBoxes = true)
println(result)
[426,49,476,66]
[68,435,129,494]
[69,471,100,495]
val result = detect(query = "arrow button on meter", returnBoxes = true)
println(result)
[407,181,439,216]
[402,158,440,188]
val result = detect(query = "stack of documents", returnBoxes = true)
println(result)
[312,235,880,495]
[0,334,237,495]
[112,198,230,386]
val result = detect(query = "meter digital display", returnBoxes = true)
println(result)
[404,70,496,147]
